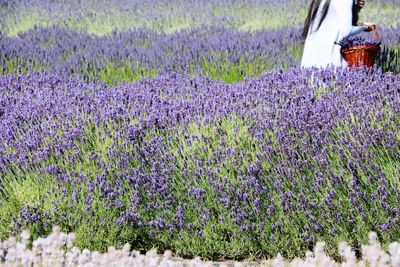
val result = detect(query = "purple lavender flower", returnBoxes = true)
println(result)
[337,36,380,48]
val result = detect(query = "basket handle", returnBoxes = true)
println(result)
[372,28,382,45]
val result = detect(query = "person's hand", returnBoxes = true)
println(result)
[357,0,365,9]
[364,23,376,32]
[358,22,376,32]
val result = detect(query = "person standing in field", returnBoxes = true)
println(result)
[301,0,376,68]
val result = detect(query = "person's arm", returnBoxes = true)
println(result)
[331,0,367,39]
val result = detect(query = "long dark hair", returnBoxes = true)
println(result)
[302,0,361,39]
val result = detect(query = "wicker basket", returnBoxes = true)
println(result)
[340,28,382,68]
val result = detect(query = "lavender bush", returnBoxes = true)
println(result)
[1,26,399,84]
[1,67,400,260]
[0,26,302,84]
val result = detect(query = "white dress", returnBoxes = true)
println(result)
[301,0,368,68]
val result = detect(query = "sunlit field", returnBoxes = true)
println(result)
[1,0,400,265]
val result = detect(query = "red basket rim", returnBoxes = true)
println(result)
[341,45,380,55]
[341,44,380,50]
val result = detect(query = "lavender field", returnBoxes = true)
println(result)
[1,0,400,265]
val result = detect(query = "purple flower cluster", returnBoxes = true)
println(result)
[2,26,399,81]
[337,36,380,49]
[1,67,400,258]
[0,26,301,82]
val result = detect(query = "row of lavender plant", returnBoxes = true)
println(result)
[1,67,399,260]
[1,0,398,36]
[0,26,302,84]
[1,26,399,84]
